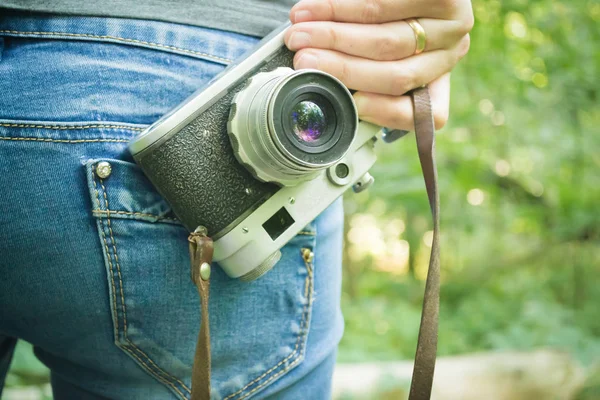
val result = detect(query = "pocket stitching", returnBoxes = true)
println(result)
[88,158,180,224]
[101,177,192,398]
[122,343,189,399]
[119,339,191,400]
[99,178,129,334]
[93,169,192,399]
[224,248,315,400]
[92,173,121,341]
[296,231,316,236]
[93,209,179,223]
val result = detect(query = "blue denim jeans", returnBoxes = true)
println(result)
[0,11,344,400]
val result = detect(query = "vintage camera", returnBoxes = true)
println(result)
[129,23,400,281]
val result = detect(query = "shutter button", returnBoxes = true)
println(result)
[96,161,112,179]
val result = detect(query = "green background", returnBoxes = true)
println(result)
[338,0,600,397]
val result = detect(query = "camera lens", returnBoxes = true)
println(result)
[271,72,355,165]
[290,101,326,143]
[228,68,358,186]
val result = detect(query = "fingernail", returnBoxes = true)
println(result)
[296,53,319,69]
[288,32,311,50]
[293,10,312,23]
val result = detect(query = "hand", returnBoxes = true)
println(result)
[284,0,474,130]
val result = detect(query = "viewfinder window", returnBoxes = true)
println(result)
[262,207,295,240]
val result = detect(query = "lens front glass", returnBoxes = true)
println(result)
[270,71,357,167]
[290,101,326,143]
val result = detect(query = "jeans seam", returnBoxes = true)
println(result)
[0,137,130,144]
[296,231,316,236]
[0,30,233,64]
[92,174,121,340]
[92,209,180,223]
[123,340,191,395]
[120,343,189,400]
[224,247,315,400]
[100,179,129,332]
[0,123,144,131]
[93,169,192,399]
[241,358,304,400]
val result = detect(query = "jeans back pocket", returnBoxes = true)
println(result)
[85,157,317,400]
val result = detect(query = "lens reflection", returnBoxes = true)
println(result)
[290,101,326,142]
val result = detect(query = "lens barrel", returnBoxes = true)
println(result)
[228,68,358,186]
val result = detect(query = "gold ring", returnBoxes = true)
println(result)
[406,18,426,55]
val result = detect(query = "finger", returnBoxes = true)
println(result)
[290,0,459,24]
[285,20,466,61]
[293,35,469,96]
[354,73,451,130]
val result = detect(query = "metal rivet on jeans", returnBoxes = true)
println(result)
[96,161,112,179]
[302,248,314,263]
[200,262,211,281]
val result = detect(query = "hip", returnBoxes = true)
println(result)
[0,11,344,400]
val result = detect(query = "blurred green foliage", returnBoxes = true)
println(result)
[5,0,600,397]
[339,0,600,387]
[3,342,51,399]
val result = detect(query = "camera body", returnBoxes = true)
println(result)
[129,24,385,280]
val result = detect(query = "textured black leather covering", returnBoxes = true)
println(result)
[136,47,295,235]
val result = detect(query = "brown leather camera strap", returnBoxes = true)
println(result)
[186,87,439,400]
[188,228,213,400]
[408,86,440,400]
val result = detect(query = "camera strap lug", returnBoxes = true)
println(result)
[188,227,214,400]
